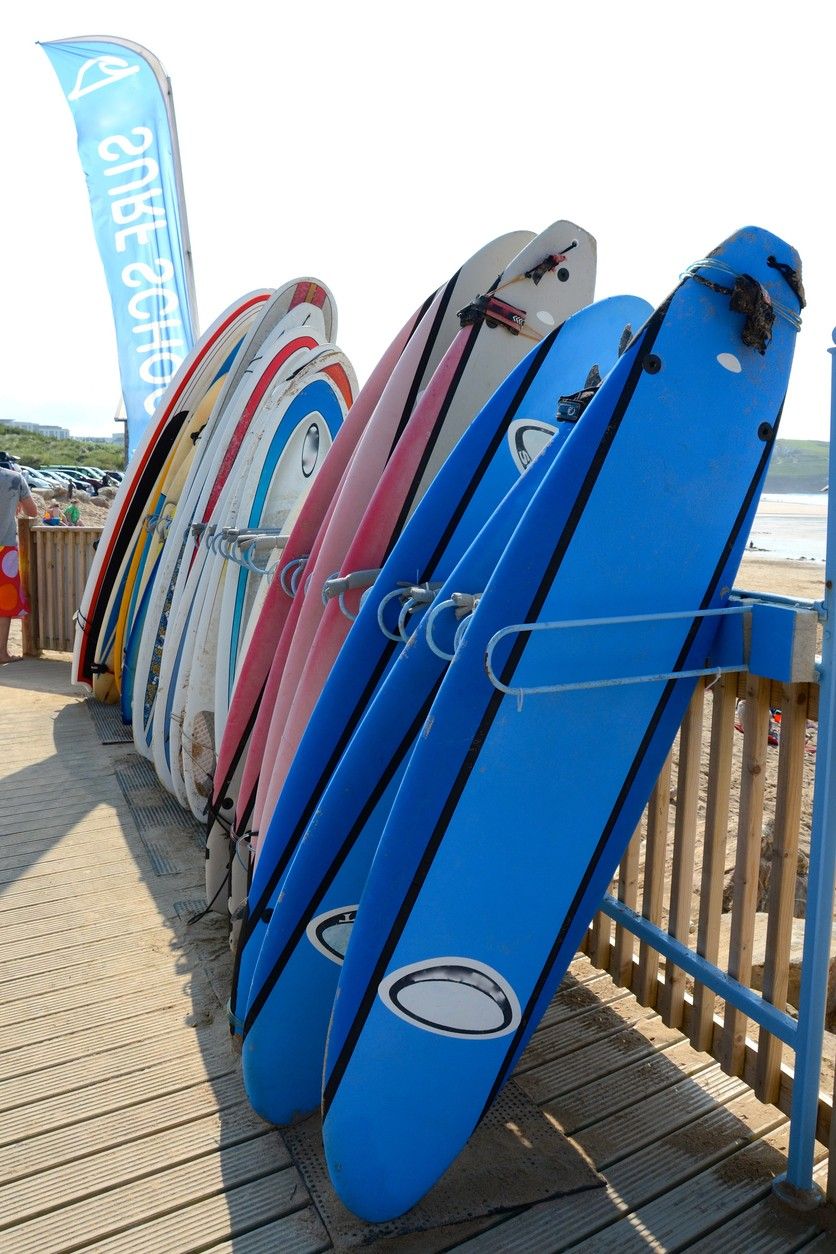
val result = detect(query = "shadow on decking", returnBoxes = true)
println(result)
[1,674,831,1250]
[0,681,308,1250]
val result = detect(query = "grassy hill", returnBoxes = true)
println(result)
[0,425,827,494]
[0,425,125,471]
[764,440,829,494]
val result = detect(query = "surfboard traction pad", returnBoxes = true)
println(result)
[281,1079,603,1246]
[111,752,206,876]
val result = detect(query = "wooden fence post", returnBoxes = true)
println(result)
[16,516,40,657]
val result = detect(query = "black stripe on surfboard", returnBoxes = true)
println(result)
[243,679,445,1035]
[238,326,559,936]
[482,402,783,1115]
[84,413,187,678]
[217,291,438,814]
[321,301,672,1114]
[209,672,269,821]
[387,315,485,544]
[386,285,453,461]
[415,324,564,579]
[230,638,400,1014]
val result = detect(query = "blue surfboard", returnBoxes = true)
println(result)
[242,427,563,1121]
[321,226,803,1220]
[230,297,652,1051]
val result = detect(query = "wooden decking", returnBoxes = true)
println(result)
[1,648,834,1253]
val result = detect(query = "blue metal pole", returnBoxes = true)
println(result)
[599,896,798,1047]
[777,331,836,1206]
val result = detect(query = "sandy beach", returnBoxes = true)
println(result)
[737,552,825,602]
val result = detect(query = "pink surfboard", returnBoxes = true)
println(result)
[254,222,597,861]
[245,231,536,861]
[203,304,425,907]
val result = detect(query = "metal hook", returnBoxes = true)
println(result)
[290,557,307,594]
[242,540,272,575]
[377,586,408,642]
[483,605,750,706]
[280,554,308,596]
[321,568,381,620]
[397,597,420,641]
[424,597,459,661]
[321,571,341,608]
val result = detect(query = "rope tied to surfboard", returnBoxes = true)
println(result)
[682,258,803,354]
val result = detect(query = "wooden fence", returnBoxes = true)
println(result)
[17,518,102,654]
[583,667,835,1179]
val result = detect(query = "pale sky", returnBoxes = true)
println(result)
[2,2,834,442]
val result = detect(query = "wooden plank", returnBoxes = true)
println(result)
[571,1121,828,1253]
[0,865,159,913]
[0,1002,214,1084]
[635,749,673,1007]
[0,1071,245,1184]
[0,1135,297,1251]
[0,1042,237,1148]
[517,1014,687,1106]
[722,674,772,1075]
[692,673,741,1051]
[55,524,66,649]
[574,1063,749,1169]
[517,997,656,1075]
[0,926,176,987]
[589,904,612,972]
[684,1159,829,1253]
[454,1089,787,1252]
[206,1208,331,1254]
[0,850,140,888]
[0,983,207,1068]
[541,1038,712,1137]
[757,683,810,1105]
[0,1011,224,1114]
[35,527,46,652]
[16,517,38,656]
[662,683,705,1029]
[79,1180,328,1254]
[534,973,629,1033]
[0,970,194,1041]
[0,1103,277,1227]
[612,823,641,988]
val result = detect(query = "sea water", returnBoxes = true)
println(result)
[746,493,828,562]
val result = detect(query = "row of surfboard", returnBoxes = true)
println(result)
[73,221,803,1221]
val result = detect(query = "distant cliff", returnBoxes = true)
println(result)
[765,440,829,494]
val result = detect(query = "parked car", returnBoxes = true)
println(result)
[17,465,56,492]
[44,465,112,492]
[42,467,98,493]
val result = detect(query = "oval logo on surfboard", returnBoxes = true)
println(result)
[301,422,321,477]
[507,420,556,474]
[378,957,521,1038]
[306,905,358,964]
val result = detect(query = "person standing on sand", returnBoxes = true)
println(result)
[0,462,38,664]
